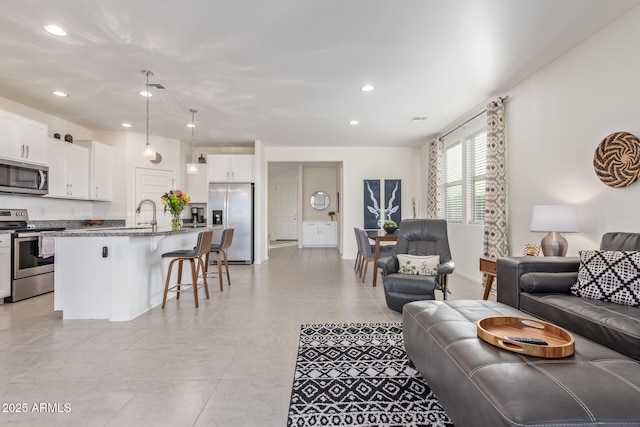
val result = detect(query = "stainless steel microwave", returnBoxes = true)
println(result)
[0,158,48,195]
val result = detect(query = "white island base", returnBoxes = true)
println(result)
[53,228,210,321]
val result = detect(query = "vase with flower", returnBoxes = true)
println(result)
[161,189,191,230]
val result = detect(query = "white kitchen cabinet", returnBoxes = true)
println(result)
[187,164,208,203]
[207,154,254,182]
[303,221,337,247]
[0,234,10,299]
[0,109,47,163]
[22,118,46,163]
[90,141,113,201]
[45,139,89,199]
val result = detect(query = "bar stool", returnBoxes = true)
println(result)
[205,228,234,291]
[161,230,213,308]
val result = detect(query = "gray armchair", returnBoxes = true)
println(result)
[380,219,455,312]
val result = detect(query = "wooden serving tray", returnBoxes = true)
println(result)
[477,316,575,358]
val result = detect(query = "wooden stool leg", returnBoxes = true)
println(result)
[198,257,210,299]
[223,249,231,286]
[162,259,176,309]
[176,260,183,300]
[216,251,223,291]
[190,259,199,308]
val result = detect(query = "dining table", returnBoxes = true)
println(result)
[366,230,398,287]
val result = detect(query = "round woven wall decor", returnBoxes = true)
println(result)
[593,131,640,188]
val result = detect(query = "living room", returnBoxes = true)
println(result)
[1,1,640,426]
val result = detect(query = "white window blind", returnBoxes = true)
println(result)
[444,143,462,223]
[467,131,487,224]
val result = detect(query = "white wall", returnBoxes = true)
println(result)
[94,130,186,226]
[302,166,338,221]
[422,6,640,282]
[506,5,640,255]
[265,146,422,259]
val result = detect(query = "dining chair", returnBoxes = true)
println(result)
[357,228,395,284]
[354,227,364,273]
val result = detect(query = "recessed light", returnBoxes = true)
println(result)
[361,84,374,92]
[51,90,68,97]
[121,123,132,128]
[187,123,196,128]
[139,91,153,97]
[43,24,66,36]
[349,120,359,125]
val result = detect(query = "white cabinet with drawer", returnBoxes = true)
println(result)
[303,221,337,247]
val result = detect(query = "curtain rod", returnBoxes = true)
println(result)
[438,96,509,141]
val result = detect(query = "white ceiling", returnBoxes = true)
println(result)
[0,0,638,148]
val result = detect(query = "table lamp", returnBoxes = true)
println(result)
[530,205,578,256]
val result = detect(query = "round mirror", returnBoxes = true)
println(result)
[310,191,330,210]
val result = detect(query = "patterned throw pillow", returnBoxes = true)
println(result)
[397,254,439,276]
[570,250,640,308]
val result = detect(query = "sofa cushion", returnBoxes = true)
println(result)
[520,292,640,360]
[571,250,640,308]
[397,254,439,275]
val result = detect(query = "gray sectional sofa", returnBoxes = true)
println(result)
[402,232,640,426]
[497,232,640,360]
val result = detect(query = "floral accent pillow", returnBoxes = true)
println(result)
[397,254,440,276]
[570,250,640,308]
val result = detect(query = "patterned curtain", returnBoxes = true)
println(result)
[426,138,443,219]
[483,98,508,258]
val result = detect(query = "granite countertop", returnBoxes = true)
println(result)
[45,225,218,237]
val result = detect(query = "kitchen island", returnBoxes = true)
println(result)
[48,226,216,321]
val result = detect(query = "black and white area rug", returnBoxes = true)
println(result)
[287,322,453,427]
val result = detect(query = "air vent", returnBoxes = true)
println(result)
[147,83,165,90]
[411,116,428,121]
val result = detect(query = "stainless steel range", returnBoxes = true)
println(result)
[0,209,65,302]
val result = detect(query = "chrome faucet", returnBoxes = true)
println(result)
[135,199,158,232]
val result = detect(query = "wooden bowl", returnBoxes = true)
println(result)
[85,220,104,226]
[477,316,574,358]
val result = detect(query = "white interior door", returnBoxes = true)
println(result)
[276,183,298,240]
[134,168,175,228]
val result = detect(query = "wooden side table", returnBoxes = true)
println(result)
[479,256,497,300]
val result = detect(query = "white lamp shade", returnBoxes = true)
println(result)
[186,163,198,174]
[530,205,578,232]
[142,144,156,160]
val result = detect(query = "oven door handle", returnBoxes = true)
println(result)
[15,232,40,239]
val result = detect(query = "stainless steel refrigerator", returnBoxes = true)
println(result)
[208,182,254,264]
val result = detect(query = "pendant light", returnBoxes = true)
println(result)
[186,108,199,174]
[141,70,156,160]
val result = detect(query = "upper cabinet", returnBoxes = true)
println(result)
[45,139,89,199]
[90,141,113,201]
[207,154,254,182]
[187,165,208,203]
[0,109,47,164]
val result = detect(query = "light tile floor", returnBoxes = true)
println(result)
[0,246,494,426]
